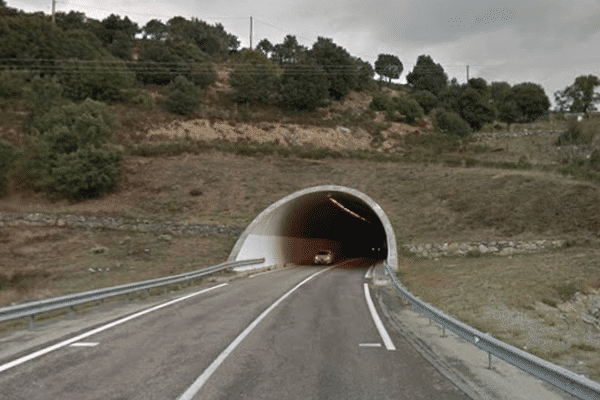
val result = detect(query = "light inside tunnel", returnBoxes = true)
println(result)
[228,186,398,270]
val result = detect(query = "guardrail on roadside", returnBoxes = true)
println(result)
[383,261,600,400]
[0,258,265,328]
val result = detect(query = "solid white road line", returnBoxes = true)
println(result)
[363,283,396,351]
[364,265,375,279]
[177,267,332,400]
[69,342,99,347]
[0,283,229,373]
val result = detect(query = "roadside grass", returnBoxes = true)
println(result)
[397,245,600,379]
[0,225,237,307]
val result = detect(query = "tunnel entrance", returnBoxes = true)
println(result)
[228,185,398,271]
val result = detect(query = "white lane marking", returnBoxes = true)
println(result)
[69,342,99,347]
[363,283,396,351]
[364,265,375,279]
[0,283,228,373]
[177,267,332,400]
[359,343,381,347]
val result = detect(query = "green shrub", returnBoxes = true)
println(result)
[434,109,472,138]
[50,145,123,199]
[0,70,28,101]
[555,118,596,145]
[162,76,202,115]
[280,62,329,111]
[0,139,21,195]
[24,99,121,199]
[28,75,65,118]
[369,92,393,112]
[411,90,438,115]
[30,99,115,151]
[386,96,424,124]
[57,59,135,102]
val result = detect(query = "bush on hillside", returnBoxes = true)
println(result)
[0,71,28,103]
[369,93,393,112]
[50,144,123,199]
[555,118,597,146]
[29,98,115,151]
[434,109,472,138]
[28,75,65,118]
[57,59,135,102]
[0,139,21,195]
[229,50,281,106]
[162,75,202,115]
[280,62,329,111]
[411,90,438,115]
[385,96,424,124]
[24,99,121,199]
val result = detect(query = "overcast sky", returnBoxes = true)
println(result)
[6,0,600,107]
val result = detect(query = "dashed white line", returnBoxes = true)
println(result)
[359,343,382,347]
[177,267,332,400]
[69,342,99,347]
[0,283,228,373]
[364,283,396,351]
[365,265,375,279]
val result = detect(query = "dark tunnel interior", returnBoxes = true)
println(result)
[280,191,388,265]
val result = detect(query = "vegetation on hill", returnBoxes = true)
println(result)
[0,2,598,202]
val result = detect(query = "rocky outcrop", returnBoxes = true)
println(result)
[403,240,566,258]
[0,213,245,237]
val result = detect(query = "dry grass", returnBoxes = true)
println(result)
[399,247,600,380]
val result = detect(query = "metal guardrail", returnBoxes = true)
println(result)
[383,261,600,400]
[0,258,265,326]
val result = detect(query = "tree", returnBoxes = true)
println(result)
[456,86,495,131]
[143,19,167,40]
[554,75,600,116]
[309,37,356,100]
[271,35,306,65]
[510,82,550,122]
[280,61,329,111]
[352,57,375,91]
[374,54,403,83]
[406,55,448,96]
[55,11,87,31]
[257,39,273,56]
[229,49,281,106]
[95,14,140,59]
[467,77,490,99]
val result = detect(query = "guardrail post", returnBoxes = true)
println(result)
[488,352,493,370]
[28,315,35,330]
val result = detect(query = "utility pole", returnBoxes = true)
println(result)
[51,0,56,24]
[466,65,469,82]
[249,16,253,50]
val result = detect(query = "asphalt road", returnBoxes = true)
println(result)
[0,259,471,400]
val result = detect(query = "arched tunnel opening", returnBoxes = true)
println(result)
[228,186,398,271]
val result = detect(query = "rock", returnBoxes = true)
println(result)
[90,246,108,255]
[158,234,172,242]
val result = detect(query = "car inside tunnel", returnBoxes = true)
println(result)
[228,186,396,269]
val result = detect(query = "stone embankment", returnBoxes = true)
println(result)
[0,213,245,237]
[403,240,566,258]
[1,213,568,258]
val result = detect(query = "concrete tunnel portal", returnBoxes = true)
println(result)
[228,186,398,271]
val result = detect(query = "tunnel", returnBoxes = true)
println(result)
[227,185,398,271]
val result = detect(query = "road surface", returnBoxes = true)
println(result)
[0,259,470,399]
